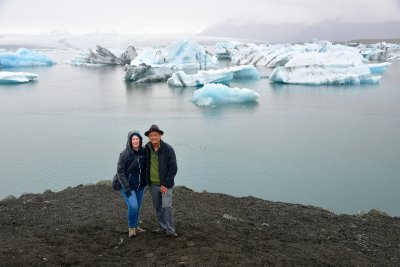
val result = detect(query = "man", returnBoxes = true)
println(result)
[144,124,178,238]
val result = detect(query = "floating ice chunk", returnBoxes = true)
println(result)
[284,51,365,68]
[0,71,38,83]
[119,46,138,65]
[269,49,381,85]
[359,42,400,61]
[214,41,241,59]
[67,45,137,66]
[228,40,365,67]
[0,48,55,67]
[167,65,260,87]
[191,83,259,106]
[132,40,217,70]
[270,65,380,85]
[367,62,391,74]
[124,63,171,83]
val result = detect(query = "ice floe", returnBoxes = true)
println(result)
[367,62,392,74]
[269,49,381,85]
[358,42,400,61]
[191,83,259,106]
[167,65,260,87]
[124,63,171,83]
[0,48,55,67]
[131,40,217,69]
[0,71,38,83]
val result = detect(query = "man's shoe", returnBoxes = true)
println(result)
[151,228,166,234]
[136,227,146,233]
[167,232,178,238]
[128,228,137,238]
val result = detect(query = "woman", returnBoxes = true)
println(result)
[117,131,147,237]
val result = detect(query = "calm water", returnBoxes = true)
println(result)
[1,49,399,216]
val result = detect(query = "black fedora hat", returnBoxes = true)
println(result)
[144,124,164,136]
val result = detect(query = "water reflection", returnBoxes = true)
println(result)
[195,101,259,117]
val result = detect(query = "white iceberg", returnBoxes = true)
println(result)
[0,71,38,83]
[167,65,260,87]
[191,83,259,106]
[214,41,241,59]
[228,40,365,67]
[0,48,55,67]
[131,40,217,70]
[270,65,380,85]
[67,45,137,66]
[357,42,400,61]
[269,50,381,85]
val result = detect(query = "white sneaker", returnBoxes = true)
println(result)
[128,228,137,238]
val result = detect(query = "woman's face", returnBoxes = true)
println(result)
[131,136,140,149]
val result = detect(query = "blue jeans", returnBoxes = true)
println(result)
[120,187,145,228]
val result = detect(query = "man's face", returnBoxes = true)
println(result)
[148,131,161,146]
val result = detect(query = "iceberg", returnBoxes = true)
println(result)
[270,65,380,85]
[358,42,400,61]
[0,71,38,83]
[214,41,241,59]
[0,48,55,67]
[67,45,137,66]
[367,62,392,74]
[131,40,217,70]
[269,50,381,85]
[124,63,171,83]
[167,65,260,87]
[227,40,365,67]
[191,83,259,106]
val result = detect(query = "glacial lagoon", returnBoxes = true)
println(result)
[1,49,399,216]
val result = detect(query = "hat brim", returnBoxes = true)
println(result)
[144,129,164,136]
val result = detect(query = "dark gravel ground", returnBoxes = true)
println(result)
[1,182,399,266]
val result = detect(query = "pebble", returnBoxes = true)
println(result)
[186,241,195,247]
[145,253,154,258]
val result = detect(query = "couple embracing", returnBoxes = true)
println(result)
[116,124,178,238]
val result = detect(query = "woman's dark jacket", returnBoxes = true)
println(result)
[117,131,147,191]
[145,139,177,188]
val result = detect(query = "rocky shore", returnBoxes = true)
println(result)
[1,183,399,266]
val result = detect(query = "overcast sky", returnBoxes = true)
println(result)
[0,0,399,35]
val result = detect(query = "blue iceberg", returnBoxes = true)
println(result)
[167,65,260,87]
[0,71,38,83]
[0,48,55,67]
[367,62,392,74]
[191,83,259,106]
[132,40,217,70]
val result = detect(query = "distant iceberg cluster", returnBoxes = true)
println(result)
[212,40,392,85]
[0,71,38,83]
[0,48,55,67]
[191,83,259,106]
[2,38,399,106]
